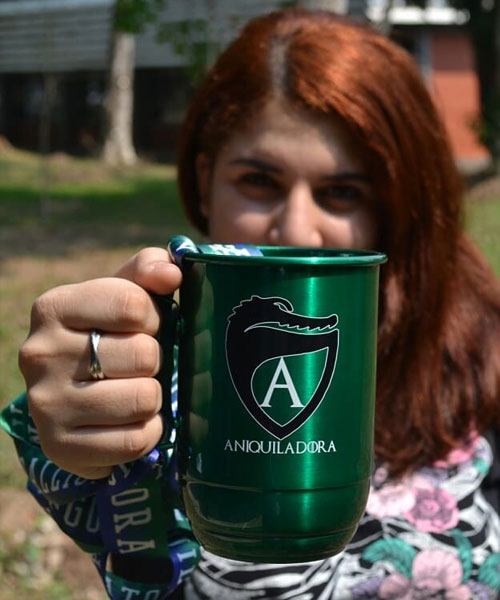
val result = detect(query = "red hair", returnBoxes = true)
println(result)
[177,8,500,475]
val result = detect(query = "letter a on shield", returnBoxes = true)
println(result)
[259,357,304,408]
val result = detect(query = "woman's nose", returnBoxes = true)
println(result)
[269,183,322,247]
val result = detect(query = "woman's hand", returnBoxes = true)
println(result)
[18,247,182,480]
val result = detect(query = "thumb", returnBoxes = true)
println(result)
[114,247,182,295]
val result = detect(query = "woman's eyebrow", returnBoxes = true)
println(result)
[229,158,282,173]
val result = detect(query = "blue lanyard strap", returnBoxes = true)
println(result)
[1,392,201,599]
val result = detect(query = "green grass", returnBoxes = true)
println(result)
[0,146,498,597]
[0,169,179,228]
[466,192,500,276]
[0,150,197,251]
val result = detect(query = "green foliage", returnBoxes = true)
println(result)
[157,19,220,85]
[115,0,166,34]
[479,94,500,158]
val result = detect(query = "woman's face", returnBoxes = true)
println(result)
[197,98,378,250]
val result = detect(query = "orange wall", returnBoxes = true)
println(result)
[429,31,489,163]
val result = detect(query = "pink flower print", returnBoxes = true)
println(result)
[434,434,480,468]
[379,549,471,599]
[404,486,459,533]
[367,481,416,518]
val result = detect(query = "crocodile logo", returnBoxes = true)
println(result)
[226,295,339,439]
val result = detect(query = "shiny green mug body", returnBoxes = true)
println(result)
[168,245,386,563]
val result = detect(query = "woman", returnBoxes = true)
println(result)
[2,8,500,599]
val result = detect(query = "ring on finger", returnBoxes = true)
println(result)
[89,330,105,380]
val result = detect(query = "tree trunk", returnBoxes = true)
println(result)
[377,0,396,37]
[102,31,137,166]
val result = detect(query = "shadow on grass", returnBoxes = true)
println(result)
[0,177,200,259]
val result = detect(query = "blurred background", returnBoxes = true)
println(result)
[0,1,498,598]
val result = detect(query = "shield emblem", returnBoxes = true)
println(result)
[226,296,339,440]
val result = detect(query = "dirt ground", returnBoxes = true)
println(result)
[0,248,133,599]
[0,489,106,599]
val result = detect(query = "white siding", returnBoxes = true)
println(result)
[0,0,114,72]
[0,0,289,73]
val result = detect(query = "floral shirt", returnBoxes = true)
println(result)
[185,434,500,599]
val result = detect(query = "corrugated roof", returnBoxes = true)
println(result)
[0,0,114,14]
[0,0,114,72]
[0,0,285,73]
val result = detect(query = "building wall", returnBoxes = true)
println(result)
[0,0,288,73]
[0,0,114,73]
[429,30,489,168]
[0,1,490,168]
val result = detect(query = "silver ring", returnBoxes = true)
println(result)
[89,330,104,380]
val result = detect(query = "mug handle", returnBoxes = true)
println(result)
[157,235,263,438]
[151,236,200,439]
[153,291,180,447]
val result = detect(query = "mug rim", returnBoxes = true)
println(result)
[182,246,387,266]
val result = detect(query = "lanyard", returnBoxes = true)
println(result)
[2,386,200,600]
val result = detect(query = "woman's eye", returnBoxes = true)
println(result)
[316,184,364,209]
[239,172,278,188]
[236,171,281,201]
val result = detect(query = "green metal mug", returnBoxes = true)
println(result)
[161,237,386,563]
